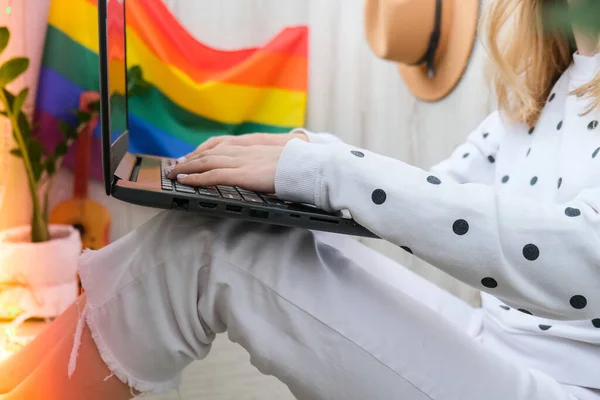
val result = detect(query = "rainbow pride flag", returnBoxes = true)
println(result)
[35,0,308,180]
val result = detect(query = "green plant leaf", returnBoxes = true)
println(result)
[76,110,92,125]
[0,27,10,56]
[128,65,142,81]
[59,120,72,136]
[17,111,31,140]
[130,67,151,95]
[89,100,101,112]
[31,162,43,182]
[127,65,151,96]
[127,86,142,97]
[9,148,21,158]
[59,121,77,139]
[44,155,56,175]
[27,139,43,165]
[0,57,29,86]
[2,88,15,111]
[54,141,68,156]
[13,87,28,115]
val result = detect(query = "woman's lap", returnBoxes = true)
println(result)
[312,230,480,336]
[75,211,578,399]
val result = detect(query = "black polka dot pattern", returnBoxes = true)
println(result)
[481,277,498,288]
[570,295,587,310]
[548,93,555,102]
[427,176,441,185]
[371,189,387,205]
[523,244,540,261]
[539,325,552,331]
[452,219,469,235]
[348,109,599,323]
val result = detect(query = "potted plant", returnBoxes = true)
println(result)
[0,25,86,322]
[0,25,149,322]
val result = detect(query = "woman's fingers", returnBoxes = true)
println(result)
[209,134,272,151]
[177,146,242,168]
[177,133,289,164]
[166,155,238,178]
[177,136,229,163]
[176,168,247,188]
[168,144,281,193]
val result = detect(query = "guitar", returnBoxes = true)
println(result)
[50,92,112,251]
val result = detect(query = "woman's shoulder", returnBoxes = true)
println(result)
[475,110,525,138]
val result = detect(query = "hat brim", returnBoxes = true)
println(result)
[398,0,480,102]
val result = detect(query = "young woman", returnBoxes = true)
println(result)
[1,0,599,399]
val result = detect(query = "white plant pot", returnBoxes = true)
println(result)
[0,224,81,319]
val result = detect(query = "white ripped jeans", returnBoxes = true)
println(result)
[70,211,584,399]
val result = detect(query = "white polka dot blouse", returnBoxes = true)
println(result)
[275,53,600,389]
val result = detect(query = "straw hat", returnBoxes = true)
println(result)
[364,0,480,102]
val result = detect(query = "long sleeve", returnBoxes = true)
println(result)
[274,127,600,322]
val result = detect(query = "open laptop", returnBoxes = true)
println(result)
[97,0,376,238]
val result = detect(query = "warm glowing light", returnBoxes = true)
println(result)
[0,346,11,361]
[0,323,35,362]
[0,330,33,361]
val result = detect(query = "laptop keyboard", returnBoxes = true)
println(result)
[160,158,286,206]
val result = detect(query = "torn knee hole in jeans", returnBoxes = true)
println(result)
[66,300,153,398]
[67,297,88,379]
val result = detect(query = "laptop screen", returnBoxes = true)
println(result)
[99,0,129,194]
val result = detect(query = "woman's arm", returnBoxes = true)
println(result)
[275,113,599,321]
[298,112,502,180]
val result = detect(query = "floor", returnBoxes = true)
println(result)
[147,337,294,399]
[1,321,294,399]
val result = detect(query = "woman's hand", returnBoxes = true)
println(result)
[165,144,285,193]
[177,132,307,164]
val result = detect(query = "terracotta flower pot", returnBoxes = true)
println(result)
[0,224,81,320]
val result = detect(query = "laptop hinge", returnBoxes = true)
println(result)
[114,152,137,181]
[110,130,130,178]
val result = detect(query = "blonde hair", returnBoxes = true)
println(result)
[484,0,600,128]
